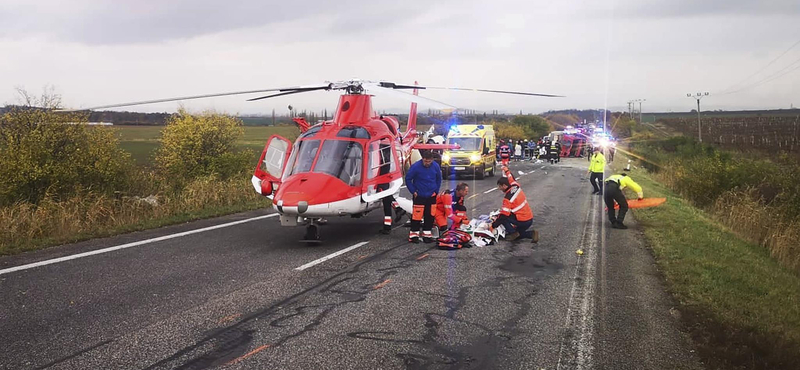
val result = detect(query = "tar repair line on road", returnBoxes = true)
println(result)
[295,241,370,271]
[0,213,280,276]
[556,193,599,370]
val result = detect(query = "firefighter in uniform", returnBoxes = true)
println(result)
[492,177,539,243]
[548,140,559,164]
[587,147,606,195]
[434,182,470,233]
[405,151,442,243]
[604,174,644,229]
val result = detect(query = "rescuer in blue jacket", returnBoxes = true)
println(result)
[405,151,442,243]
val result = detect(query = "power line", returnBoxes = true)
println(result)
[719,37,800,94]
[721,54,800,95]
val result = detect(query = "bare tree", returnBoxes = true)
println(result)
[14,85,62,109]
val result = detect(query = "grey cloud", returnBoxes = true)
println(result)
[617,0,800,18]
[0,0,437,45]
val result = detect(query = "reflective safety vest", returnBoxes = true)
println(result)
[436,190,466,219]
[502,167,519,186]
[499,145,511,158]
[501,184,533,222]
[589,152,606,173]
[605,174,644,198]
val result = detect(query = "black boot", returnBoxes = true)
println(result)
[393,208,407,223]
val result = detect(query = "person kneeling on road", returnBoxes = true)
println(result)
[435,182,470,233]
[604,173,643,229]
[406,151,442,243]
[492,177,539,243]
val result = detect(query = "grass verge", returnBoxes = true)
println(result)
[616,157,800,369]
[0,177,270,256]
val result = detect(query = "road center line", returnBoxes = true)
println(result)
[483,188,498,194]
[0,213,279,276]
[295,241,369,271]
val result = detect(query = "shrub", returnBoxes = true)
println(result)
[155,109,245,182]
[0,106,132,205]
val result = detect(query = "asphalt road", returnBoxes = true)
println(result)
[0,158,702,370]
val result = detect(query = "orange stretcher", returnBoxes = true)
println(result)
[607,197,667,210]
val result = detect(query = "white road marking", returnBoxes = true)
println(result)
[556,195,599,369]
[483,188,498,194]
[401,186,407,189]
[0,214,279,276]
[295,241,369,271]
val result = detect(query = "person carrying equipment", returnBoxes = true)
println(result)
[604,173,643,229]
[538,145,547,161]
[499,142,512,166]
[406,151,442,243]
[434,182,470,233]
[587,147,606,195]
[492,177,539,243]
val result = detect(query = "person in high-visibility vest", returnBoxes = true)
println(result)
[548,141,559,164]
[587,147,606,195]
[501,165,519,186]
[434,182,470,233]
[499,143,512,166]
[604,173,643,229]
[492,177,539,243]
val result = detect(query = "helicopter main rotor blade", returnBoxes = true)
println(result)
[425,86,564,98]
[56,84,332,112]
[367,83,458,111]
[377,81,427,90]
[246,86,332,101]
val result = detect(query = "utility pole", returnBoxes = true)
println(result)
[627,100,634,118]
[634,99,646,123]
[686,92,710,142]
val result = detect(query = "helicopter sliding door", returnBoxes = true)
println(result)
[362,137,403,203]
[252,135,292,196]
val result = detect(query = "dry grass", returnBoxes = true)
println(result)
[714,190,800,272]
[0,177,269,255]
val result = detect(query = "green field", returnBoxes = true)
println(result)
[111,125,301,165]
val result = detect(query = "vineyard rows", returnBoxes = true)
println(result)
[658,115,800,152]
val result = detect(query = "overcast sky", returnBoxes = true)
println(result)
[1,0,799,115]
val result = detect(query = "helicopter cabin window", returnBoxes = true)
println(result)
[287,139,321,177]
[337,125,371,139]
[368,138,396,179]
[298,125,322,139]
[313,140,363,186]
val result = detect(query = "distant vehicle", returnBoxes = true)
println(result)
[441,124,496,179]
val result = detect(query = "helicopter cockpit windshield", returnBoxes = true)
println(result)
[283,139,363,186]
[314,140,363,186]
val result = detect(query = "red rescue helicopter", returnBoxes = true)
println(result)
[62,79,561,241]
